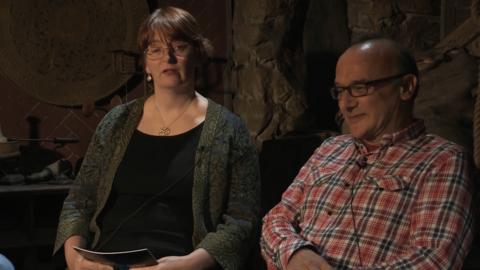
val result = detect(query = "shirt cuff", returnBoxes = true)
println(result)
[278,238,316,269]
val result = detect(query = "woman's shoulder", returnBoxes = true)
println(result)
[95,98,144,134]
[206,99,245,130]
[107,98,143,117]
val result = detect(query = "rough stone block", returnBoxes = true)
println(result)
[232,46,251,65]
[394,14,440,54]
[233,22,264,46]
[232,95,270,135]
[235,0,282,21]
[397,0,439,15]
[234,65,270,100]
[414,50,477,151]
[466,35,480,57]
[347,0,397,30]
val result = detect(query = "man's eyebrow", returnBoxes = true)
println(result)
[350,79,369,84]
[334,79,369,86]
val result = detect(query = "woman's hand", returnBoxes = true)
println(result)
[71,254,114,270]
[65,235,113,270]
[131,248,216,270]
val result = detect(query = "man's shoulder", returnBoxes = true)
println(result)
[420,133,466,156]
[309,134,354,157]
[403,133,470,170]
[321,134,354,147]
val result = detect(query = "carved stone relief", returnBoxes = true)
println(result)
[0,0,148,106]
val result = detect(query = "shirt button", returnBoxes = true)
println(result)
[345,183,350,188]
[327,211,333,216]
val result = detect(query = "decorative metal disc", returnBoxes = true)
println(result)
[0,0,148,105]
[158,127,171,136]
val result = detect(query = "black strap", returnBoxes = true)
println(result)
[94,132,197,251]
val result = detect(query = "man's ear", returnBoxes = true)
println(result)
[399,74,417,101]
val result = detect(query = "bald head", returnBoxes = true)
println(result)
[335,38,419,103]
[340,38,418,80]
[334,38,419,143]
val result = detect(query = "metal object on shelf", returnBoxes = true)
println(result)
[0,125,19,159]
[7,137,79,145]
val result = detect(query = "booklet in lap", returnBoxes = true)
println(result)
[73,246,158,267]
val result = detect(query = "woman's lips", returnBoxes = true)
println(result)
[162,68,177,74]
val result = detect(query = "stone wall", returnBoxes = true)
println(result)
[230,0,349,146]
[347,0,441,55]
[350,0,478,151]
[231,0,477,151]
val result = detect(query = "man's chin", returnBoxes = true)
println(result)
[346,125,365,138]
[350,130,375,141]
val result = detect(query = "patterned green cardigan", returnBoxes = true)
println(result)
[54,97,261,270]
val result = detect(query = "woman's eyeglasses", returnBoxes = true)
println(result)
[144,41,191,59]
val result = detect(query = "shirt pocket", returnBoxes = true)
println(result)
[368,174,409,191]
[362,174,412,241]
[299,171,342,229]
[310,167,338,185]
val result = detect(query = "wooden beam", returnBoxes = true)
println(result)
[434,16,480,53]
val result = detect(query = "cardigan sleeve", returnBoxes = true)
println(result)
[53,110,115,254]
[196,118,261,270]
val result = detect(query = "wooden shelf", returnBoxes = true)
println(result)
[0,184,71,195]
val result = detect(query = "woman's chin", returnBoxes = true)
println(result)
[155,80,187,89]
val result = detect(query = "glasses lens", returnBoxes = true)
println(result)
[145,47,166,59]
[171,42,190,57]
[145,42,190,59]
[350,84,369,97]
[330,87,340,100]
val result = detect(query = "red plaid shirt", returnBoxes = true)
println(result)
[261,120,474,269]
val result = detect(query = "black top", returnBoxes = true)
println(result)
[96,123,203,258]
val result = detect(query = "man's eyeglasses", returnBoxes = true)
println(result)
[330,72,409,100]
[144,41,191,59]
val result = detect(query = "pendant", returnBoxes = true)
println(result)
[158,127,171,136]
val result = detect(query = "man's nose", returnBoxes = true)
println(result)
[338,91,357,112]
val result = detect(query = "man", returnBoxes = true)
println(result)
[260,38,474,269]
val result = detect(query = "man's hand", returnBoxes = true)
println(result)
[286,248,333,270]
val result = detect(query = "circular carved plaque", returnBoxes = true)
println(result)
[0,0,148,105]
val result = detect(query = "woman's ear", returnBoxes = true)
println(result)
[399,74,418,101]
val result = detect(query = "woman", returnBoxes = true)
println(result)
[54,6,260,270]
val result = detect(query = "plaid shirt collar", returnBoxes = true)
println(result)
[353,119,426,155]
